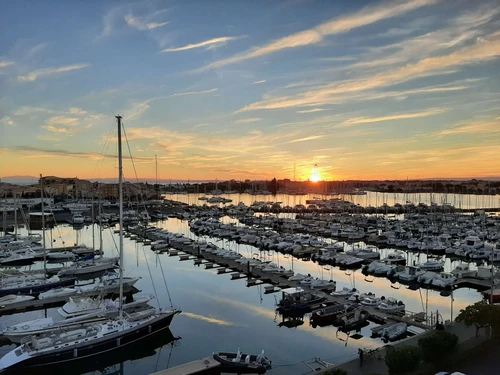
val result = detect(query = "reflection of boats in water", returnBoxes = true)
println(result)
[3,328,180,375]
[277,314,304,328]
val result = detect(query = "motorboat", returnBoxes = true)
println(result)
[213,349,272,374]
[377,297,405,313]
[330,287,356,297]
[310,304,355,327]
[360,297,381,307]
[382,322,407,341]
[288,273,307,281]
[310,279,336,289]
[451,264,477,279]
[0,294,35,307]
[430,272,456,289]
[417,271,438,285]
[337,309,369,331]
[72,213,85,225]
[366,261,394,276]
[381,251,406,265]
[276,287,325,315]
[419,260,444,271]
[396,266,425,282]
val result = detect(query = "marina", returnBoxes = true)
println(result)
[1,190,498,374]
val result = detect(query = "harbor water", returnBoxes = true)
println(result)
[0,214,486,375]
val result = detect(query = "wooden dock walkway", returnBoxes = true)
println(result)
[151,356,220,375]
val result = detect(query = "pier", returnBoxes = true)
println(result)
[160,239,433,329]
[0,285,139,316]
[151,356,221,375]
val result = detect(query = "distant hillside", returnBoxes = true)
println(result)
[0,175,38,185]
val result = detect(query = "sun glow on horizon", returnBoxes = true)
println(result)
[309,164,322,182]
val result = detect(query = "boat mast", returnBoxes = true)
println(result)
[117,115,124,319]
[99,190,103,253]
[40,174,47,274]
[13,193,17,240]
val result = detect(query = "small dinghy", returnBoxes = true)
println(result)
[382,322,407,341]
[213,349,272,374]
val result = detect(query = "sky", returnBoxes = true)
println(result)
[0,0,499,182]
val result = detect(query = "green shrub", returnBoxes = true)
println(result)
[418,331,458,364]
[384,346,421,374]
[323,369,348,375]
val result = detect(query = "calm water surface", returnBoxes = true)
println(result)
[0,216,484,375]
[164,192,500,210]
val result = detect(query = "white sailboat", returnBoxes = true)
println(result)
[0,115,180,372]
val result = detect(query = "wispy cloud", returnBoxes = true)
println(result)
[161,36,242,53]
[237,33,500,111]
[297,108,325,114]
[198,0,436,70]
[337,108,447,127]
[124,14,168,30]
[235,118,262,124]
[17,63,90,82]
[253,80,266,84]
[287,135,324,143]
[0,61,15,69]
[438,119,500,136]
[41,125,78,134]
[168,88,217,97]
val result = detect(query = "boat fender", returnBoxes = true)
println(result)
[148,325,152,333]
[73,348,78,358]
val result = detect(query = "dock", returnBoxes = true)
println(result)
[158,240,433,329]
[0,285,138,316]
[151,356,220,375]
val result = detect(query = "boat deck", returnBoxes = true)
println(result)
[151,356,220,375]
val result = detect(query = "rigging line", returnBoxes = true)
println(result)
[140,242,160,306]
[156,251,174,308]
[91,119,116,179]
[165,341,174,370]
[121,123,149,214]
[154,342,164,373]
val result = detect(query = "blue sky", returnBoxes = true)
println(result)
[0,0,499,181]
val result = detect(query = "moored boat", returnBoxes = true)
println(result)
[213,349,272,374]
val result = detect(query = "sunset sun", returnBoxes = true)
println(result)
[309,164,322,182]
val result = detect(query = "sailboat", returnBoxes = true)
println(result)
[0,115,180,372]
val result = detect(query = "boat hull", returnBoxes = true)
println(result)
[0,278,75,297]
[0,310,179,373]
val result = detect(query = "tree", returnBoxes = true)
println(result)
[455,301,499,336]
[418,331,458,364]
[384,346,420,374]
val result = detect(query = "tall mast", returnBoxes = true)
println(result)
[40,174,46,274]
[2,194,6,236]
[99,189,103,253]
[116,115,124,319]
[13,194,17,240]
[91,190,95,251]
